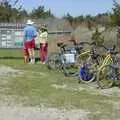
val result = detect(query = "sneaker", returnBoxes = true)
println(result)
[42,62,46,64]
[28,60,35,64]
[32,59,35,63]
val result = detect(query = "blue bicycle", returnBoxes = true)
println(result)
[46,41,84,76]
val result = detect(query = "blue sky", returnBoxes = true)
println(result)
[19,0,114,17]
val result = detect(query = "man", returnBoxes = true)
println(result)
[23,19,37,64]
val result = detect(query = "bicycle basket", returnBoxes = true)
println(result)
[62,53,75,64]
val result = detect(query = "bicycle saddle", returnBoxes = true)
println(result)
[57,42,66,48]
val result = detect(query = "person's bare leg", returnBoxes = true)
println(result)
[24,56,29,63]
[28,48,35,64]
[28,49,33,63]
[31,48,35,63]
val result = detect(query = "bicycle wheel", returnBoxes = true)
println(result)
[78,62,96,83]
[78,54,105,83]
[63,63,79,76]
[97,64,115,89]
[46,52,62,70]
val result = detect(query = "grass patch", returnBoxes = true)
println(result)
[0,55,119,119]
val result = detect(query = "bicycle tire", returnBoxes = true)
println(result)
[78,63,96,83]
[46,52,62,70]
[78,54,101,83]
[78,54,104,83]
[63,63,79,77]
[97,64,115,89]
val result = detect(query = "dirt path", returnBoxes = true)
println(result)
[0,65,21,76]
[0,106,89,120]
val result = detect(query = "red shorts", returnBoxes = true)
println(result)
[24,39,35,49]
[23,49,29,56]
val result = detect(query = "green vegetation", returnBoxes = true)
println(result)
[0,49,22,57]
[0,50,120,119]
[1,0,120,30]
[0,0,120,118]
[0,49,40,58]
[92,28,104,45]
[0,0,54,22]
[110,0,120,26]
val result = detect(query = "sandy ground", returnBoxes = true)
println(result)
[0,65,21,76]
[52,83,120,96]
[0,106,89,120]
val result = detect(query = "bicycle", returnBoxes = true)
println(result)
[97,45,120,89]
[46,41,85,76]
[78,42,106,83]
[46,42,68,70]
[62,41,100,77]
[62,41,88,76]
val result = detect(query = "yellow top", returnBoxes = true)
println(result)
[36,30,48,44]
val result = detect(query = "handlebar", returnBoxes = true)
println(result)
[78,42,118,55]
[57,41,118,55]
[57,42,66,49]
[77,41,98,46]
[79,42,117,53]
[101,44,115,51]
[100,44,118,55]
[57,41,94,48]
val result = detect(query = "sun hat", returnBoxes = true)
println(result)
[26,19,34,25]
[41,24,47,30]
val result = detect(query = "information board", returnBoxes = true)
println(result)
[0,23,25,48]
[0,28,24,48]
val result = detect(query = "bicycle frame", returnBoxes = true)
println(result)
[99,54,114,69]
[78,43,118,84]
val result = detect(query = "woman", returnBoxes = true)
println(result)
[37,25,48,64]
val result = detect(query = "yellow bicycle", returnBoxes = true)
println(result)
[97,45,120,89]
[78,44,116,84]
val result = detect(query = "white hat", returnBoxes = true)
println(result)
[26,19,34,24]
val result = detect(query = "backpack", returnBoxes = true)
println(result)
[79,66,93,81]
